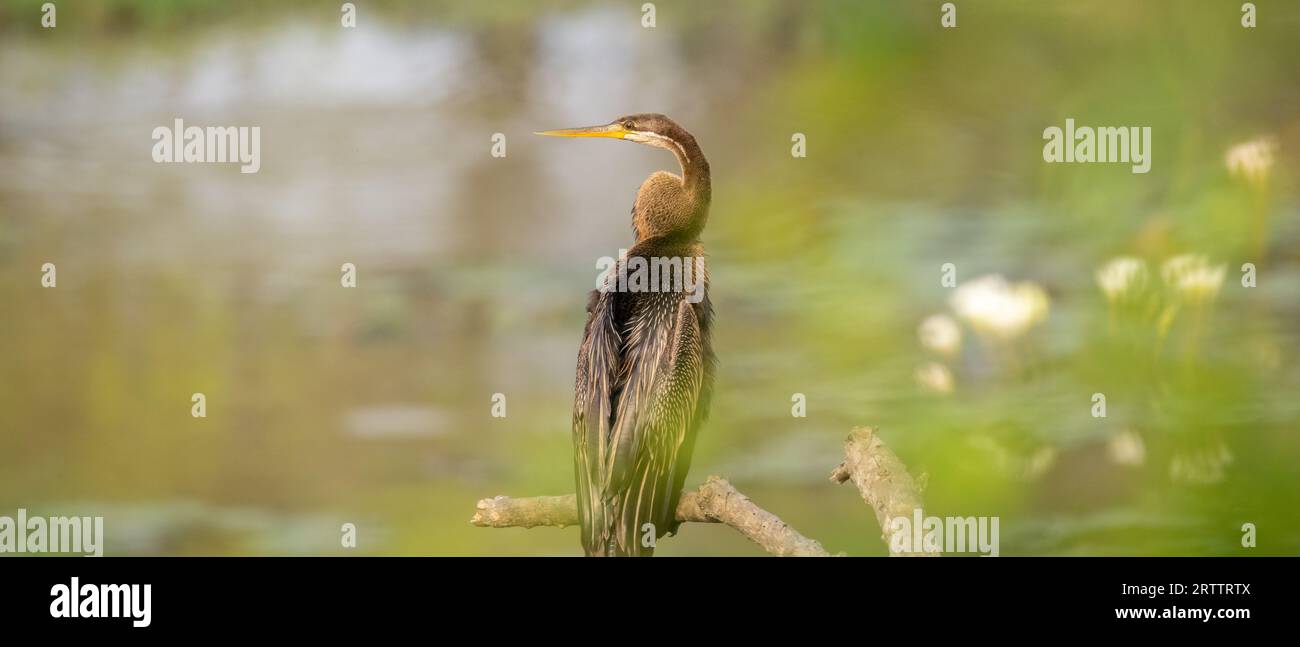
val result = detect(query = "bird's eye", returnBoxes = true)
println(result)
[622,120,635,130]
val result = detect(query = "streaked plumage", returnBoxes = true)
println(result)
[542,113,714,556]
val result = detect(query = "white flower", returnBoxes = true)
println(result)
[918,314,962,357]
[969,436,1056,481]
[1024,446,1057,480]
[1225,136,1278,186]
[1161,254,1226,303]
[914,361,954,394]
[1106,429,1146,467]
[950,274,1050,339]
[1169,443,1233,485]
[1095,257,1148,301]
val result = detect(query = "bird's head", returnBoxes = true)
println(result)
[535,113,695,158]
[536,113,711,234]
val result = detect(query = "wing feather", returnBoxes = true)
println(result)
[573,242,713,556]
[573,286,621,555]
[614,298,706,555]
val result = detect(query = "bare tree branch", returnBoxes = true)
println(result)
[830,426,937,556]
[471,426,932,556]
[471,475,832,556]
[471,494,579,529]
[676,476,832,556]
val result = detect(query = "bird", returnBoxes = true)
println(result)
[536,113,715,556]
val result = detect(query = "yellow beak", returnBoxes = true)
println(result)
[534,123,629,139]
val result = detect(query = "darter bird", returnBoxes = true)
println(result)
[537,114,714,556]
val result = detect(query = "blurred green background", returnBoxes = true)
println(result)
[1,0,1297,555]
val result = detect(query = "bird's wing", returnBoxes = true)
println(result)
[573,285,622,555]
[610,298,706,555]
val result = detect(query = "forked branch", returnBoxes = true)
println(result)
[471,426,931,556]
[472,475,832,556]
[830,426,936,556]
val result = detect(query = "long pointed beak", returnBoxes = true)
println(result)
[534,123,628,139]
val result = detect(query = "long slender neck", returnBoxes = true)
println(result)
[632,127,712,242]
[667,131,711,208]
